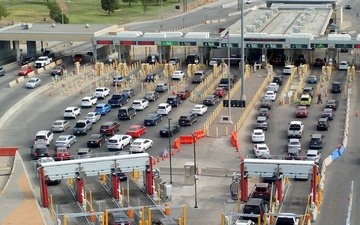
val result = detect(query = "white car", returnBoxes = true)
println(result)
[85,112,101,124]
[283,65,293,75]
[267,82,279,92]
[63,107,81,119]
[81,96,98,108]
[52,120,70,132]
[55,135,77,148]
[26,78,41,89]
[34,130,54,146]
[306,150,321,164]
[287,138,301,154]
[253,143,270,157]
[107,134,133,150]
[93,87,110,99]
[157,103,172,115]
[192,104,208,115]
[338,61,348,70]
[129,138,153,153]
[264,91,276,101]
[172,70,185,80]
[36,157,55,167]
[35,56,52,68]
[132,99,149,111]
[251,129,265,143]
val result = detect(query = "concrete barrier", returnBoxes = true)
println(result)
[16,76,25,83]
[201,167,228,177]
[8,80,17,87]
[0,166,12,175]
[36,68,44,74]
[159,167,184,175]
[27,71,35,78]
[48,62,56,67]
[44,64,52,70]
[56,59,63,65]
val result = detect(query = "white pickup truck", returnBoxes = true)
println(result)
[275,214,299,225]
[35,56,52,68]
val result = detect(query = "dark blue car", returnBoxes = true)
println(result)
[144,113,162,126]
[307,75,317,84]
[94,104,111,115]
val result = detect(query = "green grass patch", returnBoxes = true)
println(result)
[2,0,183,24]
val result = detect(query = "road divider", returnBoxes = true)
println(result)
[27,71,35,78]
[193,130,205,139]
[8,80,17,87]
[277,66,297,105]
[179,135,195,144]
[16,76,25,83]
[36,67,44,74]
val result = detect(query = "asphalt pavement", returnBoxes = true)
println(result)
[314,52,359,224]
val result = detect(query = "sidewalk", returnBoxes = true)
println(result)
[208,69,268,136]
[0,152,49,225]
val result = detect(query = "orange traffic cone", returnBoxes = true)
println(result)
[157,156,160,163]
[171,149,175,156]
[162,154,165,161]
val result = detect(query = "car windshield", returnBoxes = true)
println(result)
[75,123,86,128]
[54,122,62,125]
[307,153,316,157]
[254,132,262,135]
[158,106,165,109]
[289,124,301,130]
[276,217,295,225]
[243,205,260,214]
[311,138,320,141]
[108,140,117,143]
[146,114,156,119]
[28,80,36,83]
[132,142,141,146]
[111,95,122,99]
[95,106,104,110]
[258,147,267,151]
[128,127,137,131]
[290,141,299,145]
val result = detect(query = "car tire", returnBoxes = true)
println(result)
[120,145,124,150]
[99,142,102,147]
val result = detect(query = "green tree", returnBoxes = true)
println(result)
[101,0,120,15]
[47,2,69,24]
[140,0,153,14]
[0,4,10,21]
[122,0,137,7]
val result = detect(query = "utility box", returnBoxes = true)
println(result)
[184,162,195,185]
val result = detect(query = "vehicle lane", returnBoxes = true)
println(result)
[239,64,347,214]
[0,65,225,217]
[314,60,360,224]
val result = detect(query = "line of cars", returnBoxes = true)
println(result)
[29,71,218,173]
[251,73,328,166]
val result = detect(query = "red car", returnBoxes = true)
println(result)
[54,147,70,161]
[295,106,309,118]
[212,87,227,98]
[176,90,190,100]
[72,54,84,63]
[18,66,34,76]
[100,121,120,136]
[126,125,146,138]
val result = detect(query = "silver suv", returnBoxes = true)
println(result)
[73,120,93,135]
[0,67,5,76]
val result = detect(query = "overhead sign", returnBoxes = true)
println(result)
[335,44,353,48]
[138,41,155,45]
[179,41,197,46]
[244,38,286,42]
[290,44,308,49]
[265,44,283,48]
[161,41,179,46]
[97,40,113,45]
[221,43,239,48]
[203,42,220,47]
[120,41,136,45]
[310,43,328,48]
[246,43,264,48]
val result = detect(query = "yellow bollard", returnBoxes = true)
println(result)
[145,221,149,225]
[90,191,93,210]
[258,215,261,225]
[216,127,219,137]
[139,221,143,225]
[50,194,54,220]
[68,178,73,186]
[148,207,152,225]
[299,216,304,225]
[178,218,182,225]
[221,213,225,225]
[183,205,187,225]
[263,213,267,225]
[142,207,145,225]
[64,215,67,225]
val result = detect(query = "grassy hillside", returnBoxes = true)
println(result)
[1,0,184,25]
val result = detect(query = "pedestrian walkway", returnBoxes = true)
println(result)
[0,151,49,225]
[207,69,268,136]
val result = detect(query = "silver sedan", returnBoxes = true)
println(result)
[55,135,77,148]
[85,112,101,124]
[26,78,41,89]
[52,120,70,132]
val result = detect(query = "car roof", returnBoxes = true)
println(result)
[290,121,302,124]
[253,129,264,133]
[256,183,269,187]
[332,81,341,84]
[96,103,106,106]
[311,134,322,138]
[307,150,319,154]
[327,99,336,103]
[289,138,300,142]
[65,107,77,110]
[58,135,72,138]
[110,134,128,139]
[181,112,193,116]
[257,116,267,120]
[158,103,169,106]
[259,107,268,111]
[36,130,50,135]
[77,148,90,153]
[323,108,333,112]
[102,121,116,125]
[303,86,313,90]
[255,143,267,147]
[133,138,148,142]
[300,94,310,98]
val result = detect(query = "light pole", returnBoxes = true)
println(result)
[191,133,198,208]
[167,117,173,184]
[161,0,164,20]
[240,0,246,101]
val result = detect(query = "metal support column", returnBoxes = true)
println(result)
[39,167,49,207]
[312,165,317,203]
[146,156,154,195]
[240,162,248,201]
[111,173,120,199]
[276,178,283,203]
